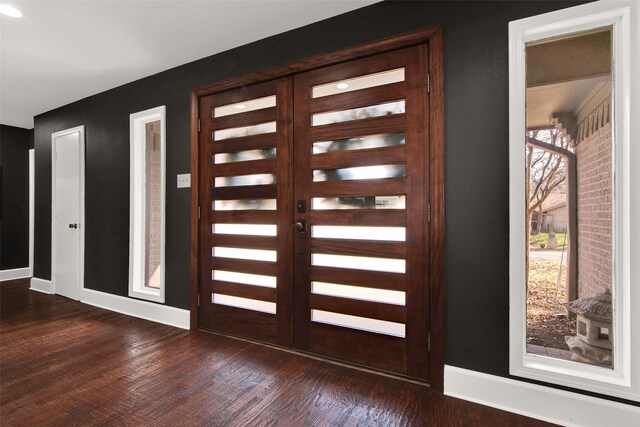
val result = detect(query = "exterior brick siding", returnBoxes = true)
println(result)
[576,122,612,298]
[145,123,162,288]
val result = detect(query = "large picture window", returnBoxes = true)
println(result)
[509,1,638,401]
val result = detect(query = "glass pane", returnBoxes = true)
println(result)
[214,173,275,187]
[312,133,405,154]
[313,164,405,182]
[312,282,405,306]
[214,199,276,211]
[212,293,276,314]
[213,270,276,288]
[214,148,276,164]
[213,247,277,262]
[144,121,162,289]
[311,226,405,242]
[312,101,405,126]
[312,195,405,210]
[525,29,613,368]
[214,122,276,141]
[312,254,405,274]
[214,95,276,118]
[312,68,405,98]
[311,310,405,338]
[213,223,277,236]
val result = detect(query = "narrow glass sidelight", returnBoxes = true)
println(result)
[312,164,405,182]
[213,270,276,288]
[214,199,276,211]
[312,133,405,154]
[311,253,406,274]
[312,68,405,98]
[214,148,276,164]
[214,95,276,117]
[311,281,406,306]
[311,310,405,338]
[509,2,638,401]
[312,195,405,210]
[129,106,166,303]
[213,294,276,314]
[523,28,614,368]
[312,101,405,126]
[214,173,276,187]
[212,223,277,236]
[311,225,406,242]
[214,121,276,141]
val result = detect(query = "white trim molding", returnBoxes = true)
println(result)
[445,366,640,427]
[81,288,188,329]
[129,105,166,303]
[0,150,35,284]
[30,277,53,294]
[29,149,35,276]
[0,268,31,282]
[509,1,639,401]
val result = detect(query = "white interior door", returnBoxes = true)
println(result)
[52,126,84,300]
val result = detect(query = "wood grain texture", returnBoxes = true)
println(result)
[309,82,406,114]
[211,280,277,303]
[309,145,406,170]
[211,158,276,177]
[309,209,406,227]
[427,25,446,392]
[310,265,406,291]
[1,280,553,427]
[211,106,276,131]
[212,133,277,154]
[310,238,406,259]
[310,293,406,323]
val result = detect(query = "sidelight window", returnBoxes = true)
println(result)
[509,1,638,401]
[129,106,166,303]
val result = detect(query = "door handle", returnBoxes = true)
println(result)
[68,223,78,229]
[293,220,307,234]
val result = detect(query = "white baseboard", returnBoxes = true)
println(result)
[0,267,31,282]
[81,288,189,329]
[444,365,640,426]
[30,277,53,294]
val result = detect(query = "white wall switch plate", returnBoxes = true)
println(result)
[177,173,191,188]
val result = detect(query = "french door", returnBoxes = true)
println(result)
[198,44,432,380]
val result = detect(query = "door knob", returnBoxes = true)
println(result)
[294,220,307,233]
[68,223,78,229]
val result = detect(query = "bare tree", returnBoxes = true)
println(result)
[525,129,569,277]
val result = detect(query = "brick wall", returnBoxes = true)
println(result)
[576,122,612,298]
[145,122,162,288]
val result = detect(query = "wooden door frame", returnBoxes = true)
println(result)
[190,25,445,391]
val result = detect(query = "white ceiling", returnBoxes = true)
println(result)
[526,75,610,130]
[0,0,377,129]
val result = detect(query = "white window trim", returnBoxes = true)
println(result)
[129,106,166,303]
[508,1,639,401]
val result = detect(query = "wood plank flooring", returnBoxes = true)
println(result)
[0,280,552,426]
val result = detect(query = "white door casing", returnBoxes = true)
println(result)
[51,126,85,300]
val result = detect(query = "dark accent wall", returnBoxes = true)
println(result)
[34,0,637,405]
[1,125,32,270]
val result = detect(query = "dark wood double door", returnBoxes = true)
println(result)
[198,44,433,381]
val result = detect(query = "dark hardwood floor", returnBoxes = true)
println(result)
[1,280,551,426]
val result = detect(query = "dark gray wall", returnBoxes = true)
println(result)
[1,125,32,270]
[34,0,637,405]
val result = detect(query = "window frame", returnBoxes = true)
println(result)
[129,106,166,303]
[508,1,639,401]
